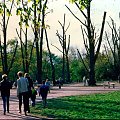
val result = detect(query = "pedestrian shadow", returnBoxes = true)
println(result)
[4,112,44,120]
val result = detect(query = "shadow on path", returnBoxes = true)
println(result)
[0,82,120,119]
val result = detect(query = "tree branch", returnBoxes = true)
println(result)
[65,5,87,27]
[95,11,106,62]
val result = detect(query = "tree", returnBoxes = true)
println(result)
[32,0,48,83]
[0,0,18,75]
[66,0,106,85]
[56,14,71,83]
[16,0,34,73]
[45,29,56,85]
[104,17,120,79]
[16,0,48,83]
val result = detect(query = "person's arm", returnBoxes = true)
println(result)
[38,87,41,96]
[0,82,1,91]
[17,80,20,97]
[9,81,12,89]
[35,89,37,95]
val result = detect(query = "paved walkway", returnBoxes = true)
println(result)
[0,82,120,119]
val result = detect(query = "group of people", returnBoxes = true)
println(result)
[0,71,50,116]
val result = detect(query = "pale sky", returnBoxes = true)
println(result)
[1,0,120,56]
[46,0,120,55]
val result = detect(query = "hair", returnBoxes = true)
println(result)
[42,80,45,84]
[2,74,7,79]
[24,73,29,78]
[17,71,23,77]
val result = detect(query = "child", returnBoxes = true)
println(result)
[31,87,37,107]
[39,80,49,108]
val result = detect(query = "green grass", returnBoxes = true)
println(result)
[30,91,120,119]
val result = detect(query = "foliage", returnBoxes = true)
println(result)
[0,38,117,84]
[95,52,117,81]
[69,59,86,82]
[2,39,63,82]
[69,0,90,9]
[95,53,109,81]
[2,38,116,84]
[0,1,12,16]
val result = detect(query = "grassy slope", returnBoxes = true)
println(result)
[30,91,120,119]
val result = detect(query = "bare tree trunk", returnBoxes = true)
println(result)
[3,0,8,74]
[34,0,41,83]
[25,28,29,73]
[45,29,56,85]
[86,0,96,85]
[38,0,48,83]
[62,28,65,83]
[66,54,70,82]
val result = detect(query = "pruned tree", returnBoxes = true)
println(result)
[66,0,106,85]
[56,14,71,83]
[104,17,120,79]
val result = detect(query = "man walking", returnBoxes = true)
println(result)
[17,71,29,115]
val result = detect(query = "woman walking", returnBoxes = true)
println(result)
[0,74,12,115]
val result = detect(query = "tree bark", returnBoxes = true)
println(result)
[45,29,56,86]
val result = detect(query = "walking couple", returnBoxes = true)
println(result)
[17,71,35,116]
[0,71,36,116]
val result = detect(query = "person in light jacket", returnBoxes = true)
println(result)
[17,71,29,116]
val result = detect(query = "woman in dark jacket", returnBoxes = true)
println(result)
[24,73,33,113]
[0,74,12,115]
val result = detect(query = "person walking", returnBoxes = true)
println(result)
[39,80,49,108]
[24,73,33,110]
[17,71,29,116]
[24,73,33,95]
[0,74,12,115]
[31,87,37,107]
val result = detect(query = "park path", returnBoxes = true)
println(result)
[0,82,120,119]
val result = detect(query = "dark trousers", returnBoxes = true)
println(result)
[42,97,47,107]
[2,95,9,113]
[19,92,29,112]
[31,96,36,107]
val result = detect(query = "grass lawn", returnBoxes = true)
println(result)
[30,91,120,119]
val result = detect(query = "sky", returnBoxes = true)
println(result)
[1,0,120,56]
[45,0,120,55]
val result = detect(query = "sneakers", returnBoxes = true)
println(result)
[24,111,27,116]
[28,109,30,113]
[19,110,21,113]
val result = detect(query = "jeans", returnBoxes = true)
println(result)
[2,95,9,113]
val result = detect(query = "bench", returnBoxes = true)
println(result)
[103,81,115,88]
